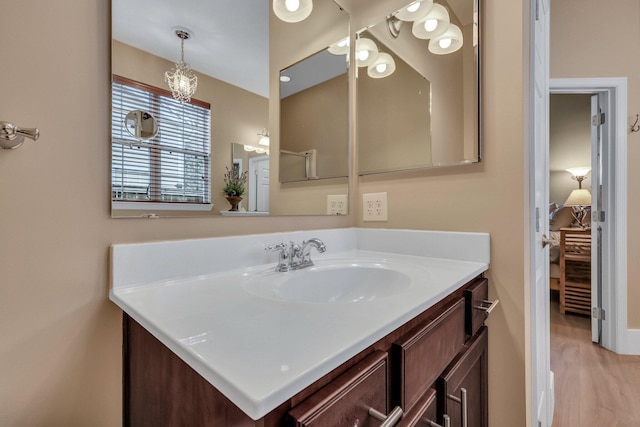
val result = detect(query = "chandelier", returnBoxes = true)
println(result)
[165,29,198,103]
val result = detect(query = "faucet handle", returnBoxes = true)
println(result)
[265,242,287,252]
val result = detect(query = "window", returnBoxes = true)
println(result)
[111,75,212,209]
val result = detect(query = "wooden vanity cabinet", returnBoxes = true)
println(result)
[123,276,490,427]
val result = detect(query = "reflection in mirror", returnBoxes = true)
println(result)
[229,143,270,214]
[112,0,350,217]
[124,110,158,140]
[279,46,349,182]
[356,0,480,175]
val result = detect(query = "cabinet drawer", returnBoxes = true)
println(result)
[287,350,388,427]
[463,278,489,337]
[397,388,438,427]
[393,298,466,413]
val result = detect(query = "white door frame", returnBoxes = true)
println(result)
[549,78,629,354]
[248,155,269,212]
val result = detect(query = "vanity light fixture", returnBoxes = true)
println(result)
[412,3,450,39]
[355,37,379,67]
[328,37,350,55]
[164,29,198,103]
[258,129,270,147]
[273,0,313,23]
[428,23,463,54]
[367,52,396,78]
[395,0,434,21]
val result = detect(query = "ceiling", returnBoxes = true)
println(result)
[112,0,270,97]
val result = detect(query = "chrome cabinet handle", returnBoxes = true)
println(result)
[369,406,403,427]
[447,388,468,427]
[474,299,500,316]
[0,121,40,150]
[428,414,450,427]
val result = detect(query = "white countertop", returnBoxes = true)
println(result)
[110,228,490,420]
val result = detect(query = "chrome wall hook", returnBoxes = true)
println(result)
[630,114,640,133]
[1,121,40,149]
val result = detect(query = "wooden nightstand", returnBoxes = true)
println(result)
[559,228,592,315]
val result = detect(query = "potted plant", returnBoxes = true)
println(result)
[222,166,248,211]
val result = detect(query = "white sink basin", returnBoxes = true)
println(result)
[242,260,414,304]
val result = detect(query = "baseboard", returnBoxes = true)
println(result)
[625,329,640,355]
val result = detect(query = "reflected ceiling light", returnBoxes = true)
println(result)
[280,75,291,82]
[164,29,198,103]
[395,0,434,21]
[428,24,463,54]
[328,37,350,55]
[273,0,313,23]
[367,52,396,78]
[258,129,270,146]
[355,37,379,67]
[412,4,450,39]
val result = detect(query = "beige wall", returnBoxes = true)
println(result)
[550,0,640,328]
[549,94,592,204]
[1,1,528,427]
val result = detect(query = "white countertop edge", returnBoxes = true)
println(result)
[110,256,488,420]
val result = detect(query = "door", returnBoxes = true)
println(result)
[249,155,269,212]
[590,94,604,344]
[530,0,552,425]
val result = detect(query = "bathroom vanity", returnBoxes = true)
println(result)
[110,228,492,426]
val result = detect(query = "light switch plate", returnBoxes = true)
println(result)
[327,194,348,215]
[363,192,388,221]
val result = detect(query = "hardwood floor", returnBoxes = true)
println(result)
[550,296,640,426]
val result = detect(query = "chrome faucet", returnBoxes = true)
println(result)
[265,238,326,272]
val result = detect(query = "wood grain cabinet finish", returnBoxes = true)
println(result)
[286,350,388,427]
[437,327,488,427]
[463,278,489,337]
[392,298,466,414]
[122,276,489,426]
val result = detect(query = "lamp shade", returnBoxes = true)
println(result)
[564,189,591,206]
[396,0,434,21]
[367,52,396,78]
[355,38,379,67]
[428,24,463,54]
[273,0,313,23]
[328,37,349,55]
[412,4,450,39]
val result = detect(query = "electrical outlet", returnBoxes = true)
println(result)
[327,194,348,215]
[363,192,388,221]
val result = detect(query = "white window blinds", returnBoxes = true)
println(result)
[111,75,211,205]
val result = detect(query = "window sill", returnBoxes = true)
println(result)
[112,201,214,212]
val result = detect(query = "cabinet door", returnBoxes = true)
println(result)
[437,327,488,427]
[287,351,389,427]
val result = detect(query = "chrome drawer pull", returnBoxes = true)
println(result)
[447,388,468,427]
[474,299,500,316]
[428,414,450,427]
[369,406,403,427]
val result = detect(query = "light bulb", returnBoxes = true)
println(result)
[179,75,190,90]
[424,19,438,32]
[285,0,300,12]
[406,1,420,12]
[439,38,452,49]
[375,63,387,73]
[357,50,370,61]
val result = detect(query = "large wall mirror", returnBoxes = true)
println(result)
[111,0,349,218]
[356,0,480,175]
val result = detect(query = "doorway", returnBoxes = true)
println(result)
[549,78,628,354]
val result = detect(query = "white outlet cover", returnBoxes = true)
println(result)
[363,192,388,221]
[327,195,348,215]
